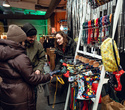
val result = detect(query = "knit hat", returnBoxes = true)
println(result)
[7,25,27,42]
[21,23,37,37]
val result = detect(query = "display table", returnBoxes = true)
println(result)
[46,48,56,71]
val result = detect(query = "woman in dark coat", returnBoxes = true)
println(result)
[54,31,76,70]
[52,31,76,99]
[0,25,52,110]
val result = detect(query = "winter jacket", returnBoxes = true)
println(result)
[0,39,51,110]
[25,40,46,72]
[54,36,76,70]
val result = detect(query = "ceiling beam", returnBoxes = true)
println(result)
[0,0,47,12]
[44,0,61,19]
[0,14,46,19]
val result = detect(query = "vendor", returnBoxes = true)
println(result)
[54,31,76,70]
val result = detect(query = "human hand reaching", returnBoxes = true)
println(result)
[50,76,53,80]
[35,70,40,74]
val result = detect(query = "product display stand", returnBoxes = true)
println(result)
[64,31,108,110]
[64,1,108,110]
[64,0,123,109]
[64,39,108,110]
[64,0,122,109]
[73,10,107,110]
[92,0,122,109]
[64,1,110,110]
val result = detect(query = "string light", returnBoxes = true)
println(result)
[3,0,10,7]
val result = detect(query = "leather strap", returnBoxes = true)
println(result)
[94,18,99,41]
[91,19,95,45]
[85,22,88,45]
[98,17,102,45]
[109,14,112,23]
[82,22,88,45]
[101,16,105,42]
[87,20,92,44]
[104,15,109,39]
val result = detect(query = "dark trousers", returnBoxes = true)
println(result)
[34,87,37,103]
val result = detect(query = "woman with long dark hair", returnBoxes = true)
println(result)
[54,31,76,70]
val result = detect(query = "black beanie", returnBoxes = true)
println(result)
[21,23,37,37]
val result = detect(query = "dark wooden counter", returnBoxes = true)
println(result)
[46,48,56,71]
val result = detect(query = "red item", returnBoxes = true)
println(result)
[70,87,74,110]
[82,100,88,110]
[87,20,92,44]
[63,70,69,77]
[62,63,67,66]
[94,18,99,41]
[113,69,125,91]
[62,48,65,53]
[101,16,105,42]
[92,83,101,103]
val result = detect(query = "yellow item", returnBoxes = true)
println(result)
[52,74,64,108]
[56,75,65,85]
[52,79,58,108]
[101,38,120,72]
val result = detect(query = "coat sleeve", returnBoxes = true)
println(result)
[34,42,46,72]
[8,54,50,86]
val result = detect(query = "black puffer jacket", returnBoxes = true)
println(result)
[54,36,76,70]
[0,39,50,110]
